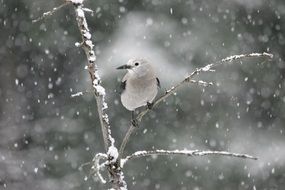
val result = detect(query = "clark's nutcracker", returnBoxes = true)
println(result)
[117,58,160,118]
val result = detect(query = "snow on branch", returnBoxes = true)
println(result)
[190,79,213,87]
[72,1,115,151]
[138,52,273,123]
[121,149,257,167]
[33,0,114,151]
[221,52,273,63]
[32,2,70,23]
[71,91,84,97]
[90,151,125,187]
[70,0,84,4]
[119,52,273,158]
[34,1,127,189]
[71,90,93,98]
[71,2,127,189]
[90,153,108,184]
[32,1,93,23]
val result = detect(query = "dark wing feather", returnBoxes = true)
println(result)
[120,80,126,93]
[156,77,161,88]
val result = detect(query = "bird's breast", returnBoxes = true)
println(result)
[121,77,158,110]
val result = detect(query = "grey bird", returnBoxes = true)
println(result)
[117,58,160,123]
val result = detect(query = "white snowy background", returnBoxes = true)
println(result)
[0,0,284,189]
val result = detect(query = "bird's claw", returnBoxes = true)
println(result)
[131,119,139,127]
[147,102,154,109]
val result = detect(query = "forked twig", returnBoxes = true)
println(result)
[90,153,108,184]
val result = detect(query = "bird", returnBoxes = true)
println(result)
[117,58,160,124]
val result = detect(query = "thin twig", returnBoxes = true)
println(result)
[119,123,136,159]
[71,90,93,98]
[78,161,92,171]
[32,2,70,23]
[121,149,258,167]
[190,79,213,87]
[119,52,273,157]
[91,153,108,184]
[221,52,273,62]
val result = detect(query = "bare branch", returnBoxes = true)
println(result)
[32,2,70,23]
[119,123,136,159]
[119,52,273,157]
[121,149,257,167]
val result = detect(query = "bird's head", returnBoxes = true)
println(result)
[117,58,153,77]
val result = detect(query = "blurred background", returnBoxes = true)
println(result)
[0,0,285,189]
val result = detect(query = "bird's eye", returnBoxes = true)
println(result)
[134,62,139,66]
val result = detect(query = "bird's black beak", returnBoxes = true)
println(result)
[116,64,132,70]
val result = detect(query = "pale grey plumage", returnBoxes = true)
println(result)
[117,58,160,111]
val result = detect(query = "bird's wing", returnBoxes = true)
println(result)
[121,80,126,91]
[119,73,129,93]
[156,77,161,88]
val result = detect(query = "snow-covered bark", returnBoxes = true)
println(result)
[72,1,127,189]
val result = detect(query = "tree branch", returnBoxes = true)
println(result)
[121,149,257,167]
[119,52,273,157]
[34,1,128,189]
[32,1,70,23]
[33,1,115,150]
[119,124,136,159]
[72,1,114,151]
[91,153,108,184]
[71,2,128,189]
[137,52,273,122]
